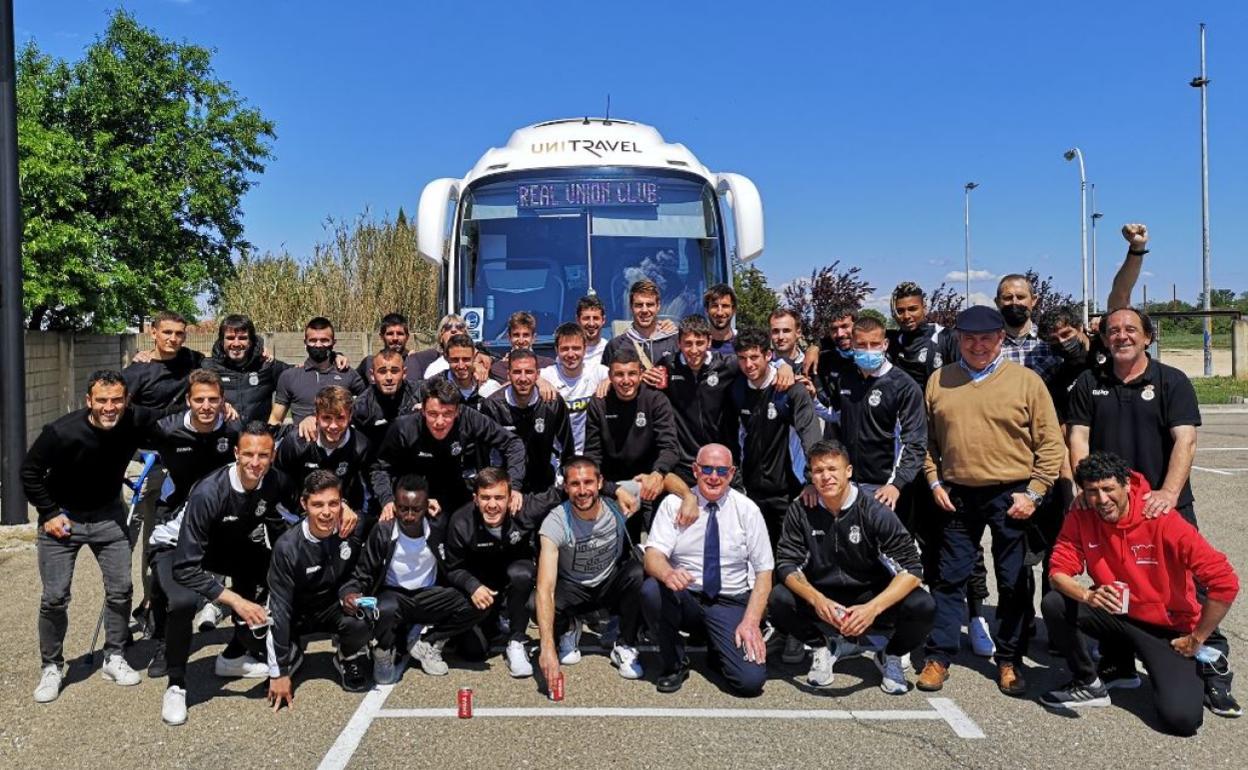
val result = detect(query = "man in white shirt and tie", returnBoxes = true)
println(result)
[641,443,774,695]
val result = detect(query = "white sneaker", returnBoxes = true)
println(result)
[101,654,141,686]
[610,644,643,680]
[33,664,62,703]
[875,651,910,695]
[506,640,533,678]
[558,623,582,666]
[214,652,269,678]
[194,602,226,632]
[373,647,401,685]
[409,637,449,676]
[162,685,187,726]
[782,635,807,664]
[969,616,996,658]
[807,645,837,687]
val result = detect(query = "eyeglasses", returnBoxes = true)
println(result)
[442,323,467,332]
[697,465,732,477]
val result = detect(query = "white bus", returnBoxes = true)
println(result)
[416,118,763,351]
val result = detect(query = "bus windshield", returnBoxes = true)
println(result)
[456,168,724,347]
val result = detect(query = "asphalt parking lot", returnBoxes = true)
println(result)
[1,411,1246,769]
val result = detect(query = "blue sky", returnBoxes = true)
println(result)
[16,1,1248,312]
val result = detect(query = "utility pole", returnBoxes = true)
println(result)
[963,182,978,305]
[1190,22,1213,377]
[1063,148,1090,326]
[0,0,26,525]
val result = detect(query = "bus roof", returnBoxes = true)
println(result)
[461,118,714,186]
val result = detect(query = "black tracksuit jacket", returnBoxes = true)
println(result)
[480,387,575,493]
[584,386,680,481]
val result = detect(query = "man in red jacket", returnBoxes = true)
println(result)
[1040,451,1239,735]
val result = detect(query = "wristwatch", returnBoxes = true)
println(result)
[1023,489,1044,506]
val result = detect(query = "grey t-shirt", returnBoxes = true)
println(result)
[538,501,624,588]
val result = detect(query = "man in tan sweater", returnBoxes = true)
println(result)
[916,306,1064,697]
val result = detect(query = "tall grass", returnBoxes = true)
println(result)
[218,212,439,334]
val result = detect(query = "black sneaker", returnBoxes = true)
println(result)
[1205,686,1243,718]
[656,660,691,694]
[1040,677,1111,710]
[147,641,169,678]
[1096,661,1142,690]
[334,652,370,693]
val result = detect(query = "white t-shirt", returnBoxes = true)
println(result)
[540,362,609,453]
[385,521,438,591]
[585,336,609,365]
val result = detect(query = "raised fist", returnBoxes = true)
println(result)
[1122,223,1149,251]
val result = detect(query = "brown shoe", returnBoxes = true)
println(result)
[916,660,949,692]
[997,662,1027,697]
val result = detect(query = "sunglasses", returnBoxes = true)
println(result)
[442,323,467,331]
[697,465,732,477]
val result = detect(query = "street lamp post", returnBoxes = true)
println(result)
[963,182,978,305]
[1063,147,1090,326]
[1090,183,1103,314]
[1190,22,1213,377]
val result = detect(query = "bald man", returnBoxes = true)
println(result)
[641,444,774,695]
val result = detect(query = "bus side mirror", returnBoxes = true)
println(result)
[715,173,764,263]
[417,178,461,265]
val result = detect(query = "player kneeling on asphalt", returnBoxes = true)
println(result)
[537,456,646,688]
[265,471,374,711]
[1040,452,1239,735]
[339,475,485,684]
[768,440,934,694]
[642,444,773,695]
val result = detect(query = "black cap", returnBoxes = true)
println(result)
[955,305,1005,333]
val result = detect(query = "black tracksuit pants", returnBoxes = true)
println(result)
[768,583,935,656]
[374,585,487,652]
[547,559,644,646]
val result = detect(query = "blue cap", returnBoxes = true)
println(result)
[955,305,1005,332]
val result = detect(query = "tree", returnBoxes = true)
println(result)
[926,283,965,328]
[218,211,439,334]
[17,10,275,330]
[1024,270,1076,322]
[781,261,873,341]
[732,260,778,329]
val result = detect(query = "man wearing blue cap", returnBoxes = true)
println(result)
[915,306,1064,697]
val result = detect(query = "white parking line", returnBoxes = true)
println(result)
[320,694,985,766]
[1193,465,1235,476]
[1195,447,1248,451]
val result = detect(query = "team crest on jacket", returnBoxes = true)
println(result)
[450,441,463,456]
[635,411,647,428]
[868,389,882,407]
[336,462,349,477]
[339,541,352,561]
[848,525,861,544]
[509,529,523,545]
[918,348,928,363]
[216,437,230,453]
[934,354,943,368]
[534,417,546,434]
[707,372,719,387]
[249,372,259,386]
[766,402,778,420]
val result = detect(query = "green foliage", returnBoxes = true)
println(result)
[859,308,888,326]
[732,260,778,329]
[1190,377,1248,405]
[218,212,439,334]
[17,10,275,330]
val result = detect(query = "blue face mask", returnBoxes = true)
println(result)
[854,349,886,372]
[836,346,855,360]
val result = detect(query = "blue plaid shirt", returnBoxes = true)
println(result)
[1002,325,1063,383]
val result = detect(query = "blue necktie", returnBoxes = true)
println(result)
[702,501,721,599]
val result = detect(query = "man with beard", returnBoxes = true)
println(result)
[995,275,1064,384]
[704,283,738,355]
[352,349,422,455]
[482,349,575,494]
[23,371,166,704]
[371,377,526,519]
[270,317,366,429]
[540,323,611,454]
[799,307,861,432]
[439,333,502,411]
[202,314,293,425]
[577,295,611,364]
[602,279,679,392]
[358,313,426,387]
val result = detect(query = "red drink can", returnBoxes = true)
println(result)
[654,365,669,390]
[457,687,473,718]
[549,672,565,702]
[1112,581,1130,615]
